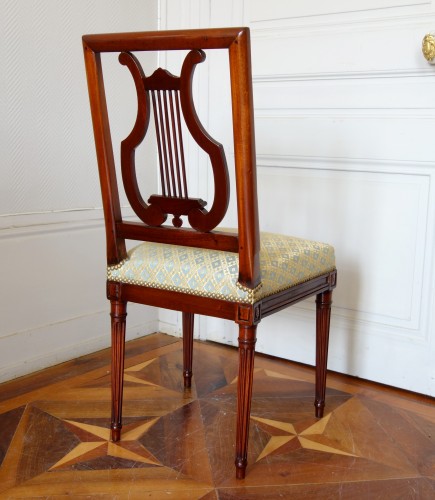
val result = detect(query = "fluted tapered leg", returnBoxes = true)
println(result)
[315,290,332,418]
[235,324,257,479]
[110,299,127,442]
[182,312,194,388]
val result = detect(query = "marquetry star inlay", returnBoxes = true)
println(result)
[50,418,162,470]
[230,368,310,385]
[123,358,159,386]
[251,413,358,462]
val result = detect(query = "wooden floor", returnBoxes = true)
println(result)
[0,333,434,499]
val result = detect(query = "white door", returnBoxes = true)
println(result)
[162,0,435,396]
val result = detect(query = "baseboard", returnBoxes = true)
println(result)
[0,311,159,384]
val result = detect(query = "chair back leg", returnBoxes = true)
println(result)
[182,312,194,388]
[315,290,333,418]
[110,299,127,441]
[235,324,257,479]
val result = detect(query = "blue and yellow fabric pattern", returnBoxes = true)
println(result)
[107,232,335,304]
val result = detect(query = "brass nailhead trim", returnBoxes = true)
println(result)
[107,263,336,305]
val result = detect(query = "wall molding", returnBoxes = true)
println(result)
[0,208,104,233]
[255,111,435,122]
[249,9,435,36]
[256,153,435,174]
[254,68,435,82]
[256,156,433,340]
[249,10,435,85]
[281,299,430,344]
[0,308,107,342]
[0,206,142,239]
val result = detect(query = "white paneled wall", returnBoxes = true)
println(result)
[0,1,160,382]
[247,2,435,396]
[162,0,435,396]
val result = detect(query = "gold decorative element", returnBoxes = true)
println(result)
[422,34,435,62]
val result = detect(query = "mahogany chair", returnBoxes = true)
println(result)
[83,27,336,479]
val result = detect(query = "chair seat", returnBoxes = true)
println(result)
[108,232,335,304]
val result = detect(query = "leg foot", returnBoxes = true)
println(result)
[314,401,325,419]
[111,425,121,442]
[235,458,247,479]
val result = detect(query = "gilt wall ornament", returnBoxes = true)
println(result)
[422,33,435,62]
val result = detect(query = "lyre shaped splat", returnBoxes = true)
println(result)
[119,49,229,230]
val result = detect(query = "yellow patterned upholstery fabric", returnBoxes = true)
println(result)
[107,232,335,304]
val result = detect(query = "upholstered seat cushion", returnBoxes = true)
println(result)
[107,232,335,305]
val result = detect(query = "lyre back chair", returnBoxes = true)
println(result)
[83,27,336,479]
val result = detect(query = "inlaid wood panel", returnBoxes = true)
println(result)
[0,333,433,497]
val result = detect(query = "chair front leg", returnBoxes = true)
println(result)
[182,312,194,388]
[235,324,257,479]
[110,299,127,442]
[314,290,332,418]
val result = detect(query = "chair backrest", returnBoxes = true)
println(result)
[83,27,260,290]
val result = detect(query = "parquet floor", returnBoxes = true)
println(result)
[0,333,434,499]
